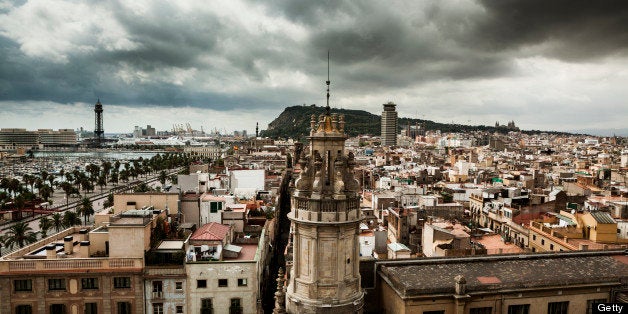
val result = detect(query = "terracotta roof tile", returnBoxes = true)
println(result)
[190,222,230,241]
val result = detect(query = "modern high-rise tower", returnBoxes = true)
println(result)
[381,102,397,146]
[285,56,364,313]
[94,99,104,145]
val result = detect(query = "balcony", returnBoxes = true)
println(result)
[1,257,143,274]
[152,291,163,299]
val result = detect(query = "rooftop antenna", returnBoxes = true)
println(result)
[326,50,330,115]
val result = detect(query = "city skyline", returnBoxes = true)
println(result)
[1,1,628,135]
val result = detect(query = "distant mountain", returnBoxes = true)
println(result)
[260,105,574,139]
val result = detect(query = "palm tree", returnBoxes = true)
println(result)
[39,216,52,238]
[79,197,94,225]
[40,170,49,185]
[97,175,107,192]
[52,213,63,232]
[109,172,119,186]
[62,211,81,228]
[47,175,55,193]
[159,170,167,186]
[8,178,22,198]
[4,222,38,249]
[60,182,73,206]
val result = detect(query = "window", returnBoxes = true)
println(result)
[230,298,243,314]
[470,307,492,314]
[507,304,530,314]
[548,301,568,314]
[550,244,554,250]
[218,279,228,287]
[152,281,163,298]
[210,201,223,213]
[197,279,207,288]
[201,298,213,314]
[85,303,98,314]
[14,279,32,292]
[50,304,67,314]
[114,277,131,289]
[533,235,536,240]
[175,281,183,291]
[48,278,66,291]
[153,303,164,314]
[237,278,247,287]
[81,278,98,290]
[587,299,606,314]
[176,305,183,314]
[117,302,131,314]
[541,239,545,245]
[15,305,32,314]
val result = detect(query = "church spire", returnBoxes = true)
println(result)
[325,50,331,116]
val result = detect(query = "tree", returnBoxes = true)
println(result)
[79,197,94,225]
[40,184,52,202]
[52,213,63,232]
[3,221,38,249]
[159,170,167,186]
[39,216,52,238]
[97,175,107,192]
[109,172,119,186]
[60,182,73,206]
[47,175,55,192]
[62,211,81,228]
[103,193,114,208]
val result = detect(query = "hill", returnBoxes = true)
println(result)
[260,105,571,139]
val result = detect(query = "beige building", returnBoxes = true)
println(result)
[185,222,269,314]
[0,208,163,314]
[377,250,628,314]
[112,192,179,216]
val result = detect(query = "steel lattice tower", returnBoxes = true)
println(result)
[94,99,104,145]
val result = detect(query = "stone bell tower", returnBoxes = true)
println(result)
[285,54,364,313]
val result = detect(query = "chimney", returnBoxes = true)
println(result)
[79,241,90,258]
[79,229,89,241]
[579,244,588,251]
[46,244,57,259]
[64,236,74,255]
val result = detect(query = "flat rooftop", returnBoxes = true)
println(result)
[223,244,258,261]
[380,251,628,297]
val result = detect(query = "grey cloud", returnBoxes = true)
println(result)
[470,0,628,60]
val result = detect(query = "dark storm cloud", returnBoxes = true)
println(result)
[471,0,628,60]
[1,0,627,130]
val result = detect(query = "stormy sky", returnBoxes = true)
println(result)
[1,0,627,134]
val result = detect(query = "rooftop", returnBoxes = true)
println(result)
[190,222,230,241]
[380,251,628,297]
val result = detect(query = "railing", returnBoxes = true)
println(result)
[152,291,163,299]
[1,257,143,273]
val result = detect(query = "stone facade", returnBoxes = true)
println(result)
[286,109,364,313]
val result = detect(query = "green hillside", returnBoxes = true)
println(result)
[259,105,568,139]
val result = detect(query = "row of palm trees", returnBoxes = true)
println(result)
[0,153,194,254]
[0,196,94,254]
[1,153,194,209]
